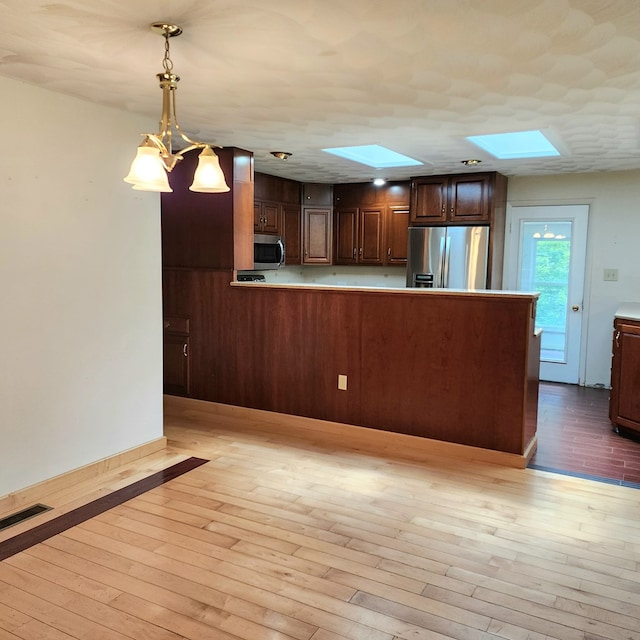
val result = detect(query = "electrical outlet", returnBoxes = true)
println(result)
[338,374,348,391]
[604,268,618,282]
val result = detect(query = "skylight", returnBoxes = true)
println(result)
[466,130,560,159]
[322,145,423,168]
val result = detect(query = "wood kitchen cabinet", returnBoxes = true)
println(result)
[386,206,411,264]
[163,316,190,397]
[303,207,332,264]
[610,315,640,436]
[253,200,281,234]
[334,206,385,265]
[302,183,333,264]
[410,172,505,224]
[282,203,301,265]
[254,172,302,260]
[333,181,410,266]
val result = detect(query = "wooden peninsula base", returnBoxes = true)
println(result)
[163,270,540,464]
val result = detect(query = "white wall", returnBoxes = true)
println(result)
[0,77,163,497]
[507,171,640,387]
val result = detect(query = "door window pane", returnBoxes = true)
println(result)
[519,221,572,363]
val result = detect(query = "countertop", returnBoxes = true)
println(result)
[230,280,539,300]
[615,302,640,321]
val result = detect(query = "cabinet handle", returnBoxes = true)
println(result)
[441,207,445,213]
[353,247,356,258]
[359,247,363,256]
[183,343,188,357]
[450,207,454,213]
[615,330,620,349]
[387,247,391,259]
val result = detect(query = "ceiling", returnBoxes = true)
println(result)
[3,0,640,183]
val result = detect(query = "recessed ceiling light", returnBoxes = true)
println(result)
[372,177,387,186]
[322,145,423,169]
[270,151,292,160]
[461,159,481,166]
[466,130,560,159]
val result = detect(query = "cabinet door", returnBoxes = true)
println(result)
[254,200,281,234]
[359,207,384,264]
[303,183,333,206]
[449,174,490,222]
[163,333,190,397]
[386,206,410,264]
[411,177,448,223]
[610,320,640,432]
[282,204,301,265]
[253,202,262,232]
[303,207,332,264]
[335,208,359,265]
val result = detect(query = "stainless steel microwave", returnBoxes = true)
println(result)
[254,233,285,270]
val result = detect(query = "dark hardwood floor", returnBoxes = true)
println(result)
[531,381,640,487]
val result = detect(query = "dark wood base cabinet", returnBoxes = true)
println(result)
[163,316,190,397]
[610,316,640,435]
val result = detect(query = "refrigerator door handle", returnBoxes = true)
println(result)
[442,234,451,288]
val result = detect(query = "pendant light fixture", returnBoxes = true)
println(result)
[124,22,230,194]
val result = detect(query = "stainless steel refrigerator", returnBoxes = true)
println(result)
[406,226,490,289]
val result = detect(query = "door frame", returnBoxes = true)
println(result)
[503,200,593,385]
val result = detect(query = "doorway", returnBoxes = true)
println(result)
[505,204,589,383]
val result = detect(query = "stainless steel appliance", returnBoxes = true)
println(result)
[406,226,490,289]
[253,233,285,270]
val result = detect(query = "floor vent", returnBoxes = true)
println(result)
[0,504,52,531]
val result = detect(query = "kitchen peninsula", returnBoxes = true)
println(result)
[162,149,539,467]
[164,270,540,467]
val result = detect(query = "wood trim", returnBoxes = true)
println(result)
[0,457,207,561]
[0,437,167,515]
[165,396,532,468]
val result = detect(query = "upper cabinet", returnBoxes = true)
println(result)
[334,181,410,266]
[255,172,302,264]
[254,201,281,234]
[410,172,506,225]
[302,183,333,264]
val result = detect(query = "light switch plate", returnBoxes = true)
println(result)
[338,374,348,391]
[604,268,618,282]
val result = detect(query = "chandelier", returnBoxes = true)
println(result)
[124,23,229,194]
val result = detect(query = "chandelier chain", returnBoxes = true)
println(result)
[162,32,174,73]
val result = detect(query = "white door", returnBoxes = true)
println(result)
[505,205,589,383]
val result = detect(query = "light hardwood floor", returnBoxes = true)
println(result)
[1,397,639,640]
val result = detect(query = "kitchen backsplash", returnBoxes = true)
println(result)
[253,265,407,288]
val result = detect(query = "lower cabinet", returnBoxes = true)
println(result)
[163,316,190,397]
[610,316,640,435]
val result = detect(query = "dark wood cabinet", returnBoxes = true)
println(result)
[386,206,410,264]
[410,172,504,224]
[335,206,385,265]
[254,200,281,234]
[163,316,190,397]
[303,207,332,264]
[610,316,640,435]
[282,203,302,265]
[303,183,332,206]
[254,172,302,258]
[333,181,410,266]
